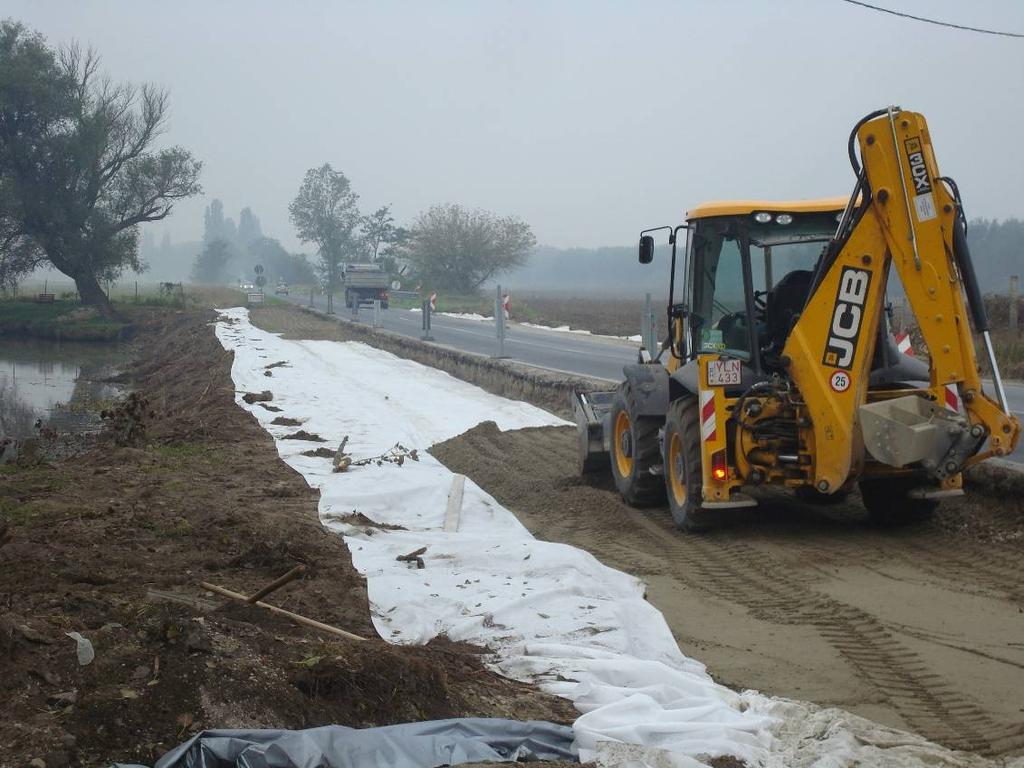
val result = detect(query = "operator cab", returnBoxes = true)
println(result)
[641,197,927,392]
[684,200,846,374]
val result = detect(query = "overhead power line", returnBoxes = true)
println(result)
[839,0,1024,38]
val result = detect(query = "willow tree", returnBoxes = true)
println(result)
[0,22,201,314]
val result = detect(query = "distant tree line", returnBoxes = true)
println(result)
[288,163,535,295]
[191,199,317,287]
[506,218,1024,299]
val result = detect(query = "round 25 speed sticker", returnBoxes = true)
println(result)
[830,370,851,393]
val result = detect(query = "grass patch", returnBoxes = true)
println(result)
[987,328,1024,379]
[0,298,129,341]
[0,498,47,526]
[154,517,193,539]
[0,463,68,492]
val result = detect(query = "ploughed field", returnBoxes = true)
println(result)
[431,422,1024,759]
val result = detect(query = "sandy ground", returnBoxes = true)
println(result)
[431,422,1024,759]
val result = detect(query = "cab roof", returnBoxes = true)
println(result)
[686,197,848,220]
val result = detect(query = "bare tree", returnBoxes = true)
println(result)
[361,205,396,261]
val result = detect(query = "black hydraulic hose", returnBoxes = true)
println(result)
[952,212,989,332]
[939,176,989,332]
[805,108,888,304]
[848,107,890,176]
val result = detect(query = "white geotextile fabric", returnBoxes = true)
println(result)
[214,309,1017,768]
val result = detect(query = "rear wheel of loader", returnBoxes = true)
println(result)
[609,387,664,506]
[859,477,937,525]
[663,397,708,531]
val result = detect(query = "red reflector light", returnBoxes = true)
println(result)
[711,449,728,481]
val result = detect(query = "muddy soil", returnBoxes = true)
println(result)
[432,422,1024,759]
[0,310,573,768]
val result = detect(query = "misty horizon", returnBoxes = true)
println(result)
[5,0,1023,256]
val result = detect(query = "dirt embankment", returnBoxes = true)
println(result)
[249,304,605,418]
[432,422,1024,759]
[0,310,573,768]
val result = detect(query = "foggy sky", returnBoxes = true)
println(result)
[5,0,1024,252]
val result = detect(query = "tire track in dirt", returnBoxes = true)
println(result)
[760,514,1023,606]
[633,516,1024,756]
[432,423,1024,757]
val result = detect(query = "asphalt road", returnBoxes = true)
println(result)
[285,293,1024,464]
[288,293,639,381]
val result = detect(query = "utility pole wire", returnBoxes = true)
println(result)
[839,0,1024,38]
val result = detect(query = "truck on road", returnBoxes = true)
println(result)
[342,263,390,309]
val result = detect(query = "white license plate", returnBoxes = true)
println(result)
[707,359,741,387]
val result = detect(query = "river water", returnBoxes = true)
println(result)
[0,338,127,449]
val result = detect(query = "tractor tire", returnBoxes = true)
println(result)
[859,477,937,525]
[609,386,665,506]
[663,397,709,531]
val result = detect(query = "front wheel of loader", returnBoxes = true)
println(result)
[859,477,937,525]
[609,388,664,506]
[663,397,709,531]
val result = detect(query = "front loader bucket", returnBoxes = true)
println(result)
[574,390,615,475]
[859,394,975,476]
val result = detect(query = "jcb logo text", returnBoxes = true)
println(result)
[822,267,872,370]
[904,137,931,195]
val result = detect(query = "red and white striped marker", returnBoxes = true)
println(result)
[429,291,437,312]
[895,332,914,356]
[700,390,717,443]
[944,383,962,413]
[502,293,510,320]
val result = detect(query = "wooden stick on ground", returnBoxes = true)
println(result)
[247,564,306,604]
[200,581,365,642]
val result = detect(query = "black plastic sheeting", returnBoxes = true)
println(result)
[114,718,577,768]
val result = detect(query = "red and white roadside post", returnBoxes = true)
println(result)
[895,332,914,356]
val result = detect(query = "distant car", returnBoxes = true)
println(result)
[240,282,255,290]
[275,283,289,296]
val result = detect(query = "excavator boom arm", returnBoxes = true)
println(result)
[782,108,1019,492]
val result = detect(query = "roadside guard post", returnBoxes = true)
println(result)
[372,299,382,328]
[421,298,434,340]
[309,287,314,309]
[494,284,506,358]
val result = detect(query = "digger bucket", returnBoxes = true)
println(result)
[574,390,615,475]
[859,394,968,471]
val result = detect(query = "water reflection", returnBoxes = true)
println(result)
[0,339,127,440]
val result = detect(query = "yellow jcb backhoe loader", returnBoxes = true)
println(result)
[575,106,1020,530]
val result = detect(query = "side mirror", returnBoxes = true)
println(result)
[639,235,655,264]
